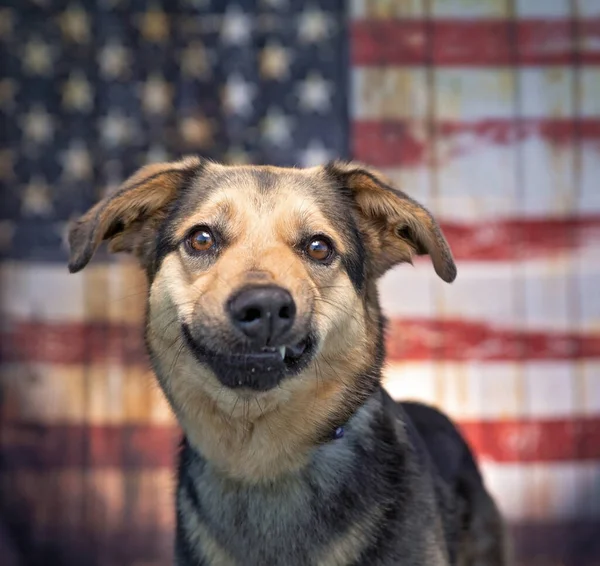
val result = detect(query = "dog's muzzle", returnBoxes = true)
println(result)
[182,285,316,391]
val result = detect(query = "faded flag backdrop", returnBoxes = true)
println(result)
[0,1,599,565]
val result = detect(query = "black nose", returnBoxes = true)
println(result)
[228,285,296,346]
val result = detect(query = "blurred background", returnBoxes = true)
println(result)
[0,0,599,564]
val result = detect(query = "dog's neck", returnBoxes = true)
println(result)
[169,355,380,483]
[147,287,384,483]
[175,388,407,565]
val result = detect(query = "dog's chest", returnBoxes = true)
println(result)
[179,440,362,565]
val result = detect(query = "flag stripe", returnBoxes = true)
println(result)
[3,361,599,424]
[3,319,599,366]
[352,119,600,167]
[352,19,600,66]
[386,319,600,361]
[3,419,600,469]
[482,462,600,521]
[2,466,598,562]
[353,68,600,121]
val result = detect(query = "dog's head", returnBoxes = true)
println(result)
[69,157,455,478]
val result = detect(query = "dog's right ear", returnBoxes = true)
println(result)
[67,156,203,273]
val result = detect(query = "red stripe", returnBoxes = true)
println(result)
[4,313,600,366]
[1,321,148,365]
[386,318,600,361]
[0,423,180,469]
[352,19,600,66]
[4,296,600,366]
[460,418,600,463]
[353,120,600,168]
[1,417,599,468]
[441,216,600,262]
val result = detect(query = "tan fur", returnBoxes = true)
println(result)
[147,254,372,482]
[68,159,454,484]
[68,156,202,272]
[327,160,456,282]
[315,505,385,566]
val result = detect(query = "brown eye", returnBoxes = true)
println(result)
[306,237,333,262]
[187,227,215,252]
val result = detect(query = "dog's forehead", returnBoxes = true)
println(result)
[192,164,328,201]
[173,163,347,226]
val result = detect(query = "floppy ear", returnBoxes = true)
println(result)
[325,160,456,283]
[68,156,203,273]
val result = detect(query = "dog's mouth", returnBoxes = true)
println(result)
[181,325,316,391]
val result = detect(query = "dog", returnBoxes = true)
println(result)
[68,158,509,566]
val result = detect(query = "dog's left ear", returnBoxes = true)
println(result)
[325,161,456,283]
[68,156,203,273]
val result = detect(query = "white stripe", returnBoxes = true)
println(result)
[1,363,174,425]
[352,68,429,121]
[514,0,571,18]
[373,145,600,220]
[579,0,600,17]
[519,67,574,119]
[379,254,600,331]
[3,360,598,424]
[0,259,146,323]
[581,142,600,214]
[481,461,600,521]
[434,69,515,120]
[350,0,424,20]
[431,0,509,18]
[3,253,599,331]
[383,361,600,420]
[354,64,597,119]
[581,68,600,118]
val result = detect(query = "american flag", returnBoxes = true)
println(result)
[0,1,598,564]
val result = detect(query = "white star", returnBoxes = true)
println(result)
[137,6,169,43]
[61,141,92,180]
[260,42,291,80]
[99,42,131,79]
[179,115,213,147]
[297,73,332,113]
[62,71,93,112]
[300,140,331,167]
[58,4,90,43]
[298,6,331,43]
[261,108,292,145]
[23,37,54,76]
[21,176,53,216]
[0,9,14,40]
[141,74,172,114]
[0,221,15,252]
[22,106,55,144]
[181,42,211,79]
[99,110,135,147]
[0,79,17,110]
[223,74,256,116]
[0,150,15,180]
[221,6,252,45]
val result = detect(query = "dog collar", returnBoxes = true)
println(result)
[333,426,344,440]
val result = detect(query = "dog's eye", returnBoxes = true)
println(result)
[306,237,333,262]
[187,227,215,252]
